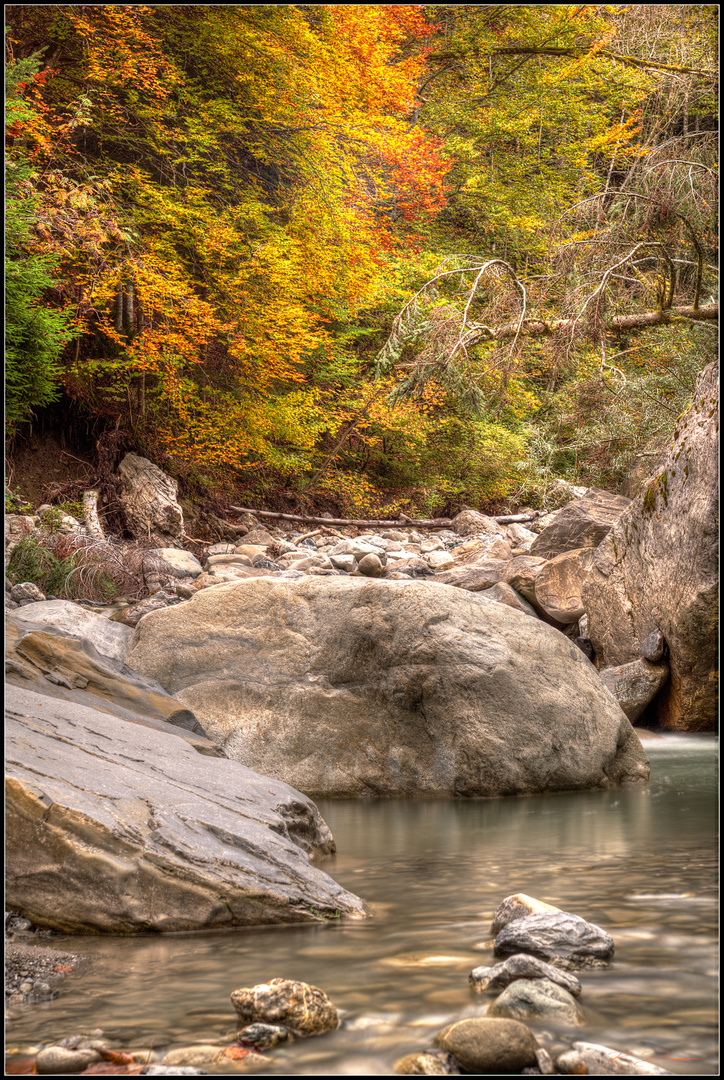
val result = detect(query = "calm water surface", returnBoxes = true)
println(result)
[6,735,718,1074]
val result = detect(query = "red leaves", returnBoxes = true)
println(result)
[5,1058,37,1074]
[53,964,75,973]
[224,1045,255,1060]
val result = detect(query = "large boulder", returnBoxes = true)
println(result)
[5,685,366,933]
[125,577,649,798]
[529,489,631,559]
[116,453,184,546]
[582,361,718,731]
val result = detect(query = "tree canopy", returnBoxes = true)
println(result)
[4,4,718,516]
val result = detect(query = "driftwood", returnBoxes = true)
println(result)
[228,506,547,529]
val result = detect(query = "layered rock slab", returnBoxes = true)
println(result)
[5,685,366,933]
[126,577,649,798]
[582,360,719,731]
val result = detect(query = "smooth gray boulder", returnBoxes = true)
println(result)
[125,577,649,799]
[534,547,596,624]
[433,1017,538,1073]
[494,911,615,969]
[6,600,133,663]
[6,685,366,933]
[582,361,718,731]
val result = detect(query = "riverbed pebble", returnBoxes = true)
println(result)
[230,977,338,1037]
[433,1017,539,1073]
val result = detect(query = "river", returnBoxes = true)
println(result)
[6,734,718,1074]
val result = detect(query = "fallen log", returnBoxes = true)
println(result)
[228,506,548,529]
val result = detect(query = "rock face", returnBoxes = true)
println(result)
[230,978,338,1038]
[117,453,184,546]
[582,361,719,731]
[7,600,134,663]
[125,577,649,798]
[534,548,596,624]
[494,912,615,970]
[529,489,631,559]
[6,686,366,933]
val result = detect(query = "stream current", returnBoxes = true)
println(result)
[6,734,718,1074]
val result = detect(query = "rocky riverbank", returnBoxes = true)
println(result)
[5,894,682,1075]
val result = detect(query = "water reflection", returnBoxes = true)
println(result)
[6,735,717,1075]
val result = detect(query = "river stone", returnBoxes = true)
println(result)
[6,687,365,932]
[330,552,357,573]
[230,978,338,1037]
[499,556,546,604]
[9,581,47,604]
[233,544,269,559]
[358,552,386,577]
[582,361,718,731]
[479,581,538,618]
[506,523,538,546]
[556,1041,676,1075]
[491,893,562,935]
[533,547,597,624]
[487,977,584,1024]
[125,577,649,798]
[470,953,581,996]
[161,1045,267,1068]
[451,510,506,537]
[459,535,514,562]
[237,1023,294,1049]
[433,1017,538,1073]
[35,1045,103,1073]
[640,628,666,662]
[433,560,507,592]
[6,600,133,663]
[117,453,184,546]
[147,548,203,578]
[243,528,276,545]
[394,1050,458,1074]
[530,489,631,559]
[599,659,670,723]
[207,553,254,568]
[494,911,614,969]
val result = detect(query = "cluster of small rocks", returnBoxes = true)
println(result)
[395,893,675,1076]
[5,912,86,1008]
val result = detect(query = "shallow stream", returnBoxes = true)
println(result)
[6,734,718,1074]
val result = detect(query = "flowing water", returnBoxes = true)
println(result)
[6,734,718,1074]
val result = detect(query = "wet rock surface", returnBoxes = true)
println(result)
[433,1017,539,1073]
[494,911,615,970]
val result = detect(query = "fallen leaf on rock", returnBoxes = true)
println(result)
[97,1050,136,1065]
[53,964,75,973]
[224,1046,255,1060]
[5,1057,37,1074]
